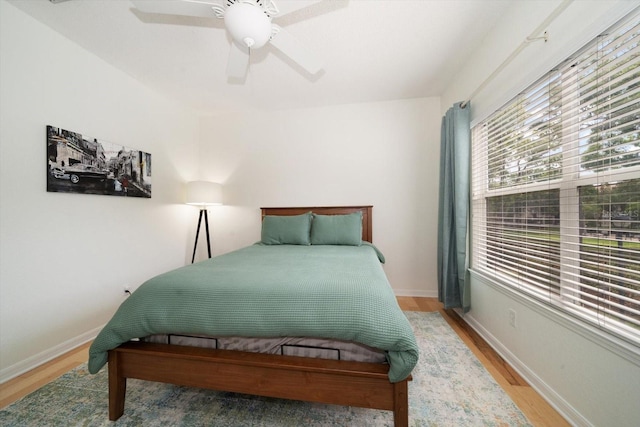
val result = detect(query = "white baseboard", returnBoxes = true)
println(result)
[461,312,591,427]
[393,289,437,297]
[0,325,102,384]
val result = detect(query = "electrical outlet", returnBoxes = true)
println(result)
[508,309,517,328]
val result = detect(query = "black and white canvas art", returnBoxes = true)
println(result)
[47,125,151,198]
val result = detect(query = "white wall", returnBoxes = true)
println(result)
[198,98,442,296]
[0,0,200,380]
[441,1,640,426]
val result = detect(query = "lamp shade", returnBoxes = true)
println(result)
[185,181,223,206]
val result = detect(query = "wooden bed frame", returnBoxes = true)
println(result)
[108,205,411,427]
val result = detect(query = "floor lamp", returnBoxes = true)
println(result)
[186,181,223,263]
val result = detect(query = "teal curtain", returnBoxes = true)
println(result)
[437,102,471,311]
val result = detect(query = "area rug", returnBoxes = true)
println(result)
[0,312,531,426]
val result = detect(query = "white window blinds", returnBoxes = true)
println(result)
[472,10,640,344]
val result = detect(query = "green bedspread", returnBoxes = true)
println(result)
[88,243,418,382]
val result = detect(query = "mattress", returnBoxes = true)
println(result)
[142,334,387,363]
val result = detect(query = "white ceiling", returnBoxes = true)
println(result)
[8,0,513,114]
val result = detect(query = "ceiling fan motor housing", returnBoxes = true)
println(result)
[224,3,272,48]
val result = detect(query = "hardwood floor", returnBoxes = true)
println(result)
[0,297,569,426]
[0,341,91,409]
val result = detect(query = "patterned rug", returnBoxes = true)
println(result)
[0,311,531,426]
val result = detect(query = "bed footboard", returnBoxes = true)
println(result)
[108,342,410,427]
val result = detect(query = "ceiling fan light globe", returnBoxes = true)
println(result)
[224,3,272,49]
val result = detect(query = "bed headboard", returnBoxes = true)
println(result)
[260,206,373,243]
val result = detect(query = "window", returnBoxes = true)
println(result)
[472,11,640,344]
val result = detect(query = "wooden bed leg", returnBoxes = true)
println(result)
[108,350,126,421]
[393,379,409,427]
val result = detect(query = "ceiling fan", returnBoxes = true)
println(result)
[130,0,324,79]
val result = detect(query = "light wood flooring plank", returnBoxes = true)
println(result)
[0,342,90,408]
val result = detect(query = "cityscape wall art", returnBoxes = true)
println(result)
[47,125,151,198]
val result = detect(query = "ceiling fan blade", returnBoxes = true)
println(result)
[226,41,250,79]
[131,0,220,18]
[269,25,322,74]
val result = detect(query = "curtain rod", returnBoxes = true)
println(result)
[460,0,573,109]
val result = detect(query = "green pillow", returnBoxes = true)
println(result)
[261,212,312,245]
[310,212,362,246]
